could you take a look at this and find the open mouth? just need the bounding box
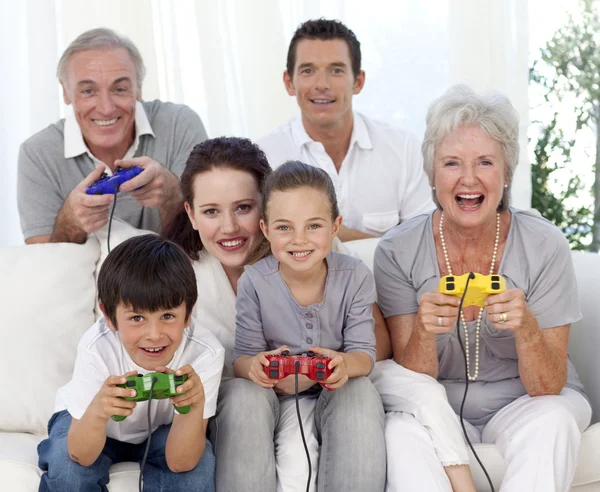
[455,193,484,210]
[140,346,166,357]
[93,117,120,127]
[288,250,313,260]
[217,237,247,251]
[310,98,335,105]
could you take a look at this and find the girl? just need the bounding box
[232,161,386,492]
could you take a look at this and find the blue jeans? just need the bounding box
[209,377,386,492]
[38,410,215,492]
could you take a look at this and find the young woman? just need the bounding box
[164,138,390,492]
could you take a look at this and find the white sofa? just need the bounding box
[0,231,599,492]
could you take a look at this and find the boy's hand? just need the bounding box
[249,345,290,388]
[155,365,206,413]
[309,347,348,390]
[88,370,139,421]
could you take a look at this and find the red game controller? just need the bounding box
[264,350,332,383]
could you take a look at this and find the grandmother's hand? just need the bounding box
[417,292,461,334]
[485,288,537,334]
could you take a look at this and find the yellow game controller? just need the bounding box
[439,273,506,307]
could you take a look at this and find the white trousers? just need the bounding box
[275,397,319,492]
[370,360,592,492]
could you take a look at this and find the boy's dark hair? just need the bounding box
[162,137,272,260]
[98,234,198,328]
[286,18,361,78]
[247,161,340,264]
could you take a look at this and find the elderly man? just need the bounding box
[17,28,207,244]
[258,19,433,242]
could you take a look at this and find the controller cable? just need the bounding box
[139,376,158,492]
[294,361,312,492]
[456,273,495,492]
[106,188,119,254]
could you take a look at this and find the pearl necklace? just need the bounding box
[438,212,500,381]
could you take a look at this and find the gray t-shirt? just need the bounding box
[374,208,586,425]
[233,251,377,366]
[17,100,207,239]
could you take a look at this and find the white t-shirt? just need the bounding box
[257,112,435,236]
[55,317,225,444]
[192,250,237,382]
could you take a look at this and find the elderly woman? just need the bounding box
[371,85,591,492]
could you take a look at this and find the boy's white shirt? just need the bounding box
[55,317,225,445]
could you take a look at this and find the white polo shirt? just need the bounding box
[55,316,225,445]
[64,100,155,174]
[257,112,435,236]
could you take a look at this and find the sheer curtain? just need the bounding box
[0,0,530,247]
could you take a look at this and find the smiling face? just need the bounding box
[283,38,365,134]
[62,48,139,163]
[184,168,262,272]
[102,302,188,370]
[433,125,507,230]
[260,186,341,278]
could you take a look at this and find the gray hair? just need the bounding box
[57,28,146,89]
[422,84,520,210]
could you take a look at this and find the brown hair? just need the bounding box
[162,137,272,260]
[98,234,197,328]
[287,18,362,79]
[247,160,340,264]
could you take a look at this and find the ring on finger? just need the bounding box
[499,312,507,323]
[437,316,444,327]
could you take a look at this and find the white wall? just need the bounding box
[0,0,59,247]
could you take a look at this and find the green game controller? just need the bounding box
[112,372,190,422]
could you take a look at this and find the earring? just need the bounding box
[504,184,508,189]
[432,186,436,191]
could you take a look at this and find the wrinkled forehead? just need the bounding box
[65,47,139,88]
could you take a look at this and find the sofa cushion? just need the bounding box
[570,252,600,424]
[0,240,99,435]
[92,219,156,319]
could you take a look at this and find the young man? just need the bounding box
[258,19,434,241]
[18,28,208,245]
[37,235,224,492]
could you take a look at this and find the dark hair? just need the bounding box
[247,161,339,264]
[162,137,272,260]
[98,234,197,328]
[286,18,361,78]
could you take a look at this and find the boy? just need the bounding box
[38,234,224,492]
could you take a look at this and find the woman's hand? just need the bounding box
[417,292,461,334]
[485,288,538,334]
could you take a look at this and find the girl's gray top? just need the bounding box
[374,208,587,425]
[233,251,377,366]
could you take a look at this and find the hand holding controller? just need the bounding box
[86,166,143,195]
[264,350,332,383]
[112,372,190,422]
[439,273,506,307]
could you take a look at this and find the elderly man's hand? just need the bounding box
[417,292,460,335]
[61,166,115,234]
[485,288,537,334]
[116,156,182,208]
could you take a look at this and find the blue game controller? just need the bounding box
[86,166,143,195]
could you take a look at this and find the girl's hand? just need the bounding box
[417,292,460,334]
[485,288,537,334]
[309,347,348,390]
[249,345,290,388]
